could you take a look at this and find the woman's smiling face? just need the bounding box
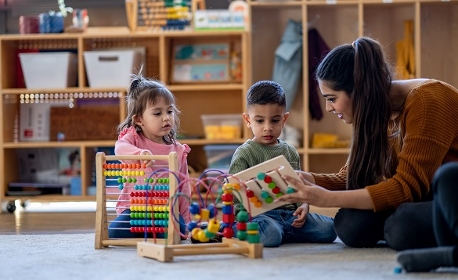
[319,80,353,124]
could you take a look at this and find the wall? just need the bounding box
[3,0,126,34]
[1,0,231,34]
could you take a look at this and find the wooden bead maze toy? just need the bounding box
[227,155,299,217]
[137,170,263,262]
[95,152,181,248]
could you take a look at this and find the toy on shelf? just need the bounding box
[125,0,192,32]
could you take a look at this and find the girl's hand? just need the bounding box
[291,203,309,228]
[140,151,155,167]
[275,175,330,207]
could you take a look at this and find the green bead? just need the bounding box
[236,210,249,223]
[247,234,260,244]
[236,230,247,240]
[246,222,258,230]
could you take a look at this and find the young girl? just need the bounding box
[108,74,191,238]
[275,36,458,258]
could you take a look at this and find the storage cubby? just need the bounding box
[0,28,248,212]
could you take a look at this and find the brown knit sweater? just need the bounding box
[312,80,458,212]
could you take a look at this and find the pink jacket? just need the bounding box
[114,127,191,224]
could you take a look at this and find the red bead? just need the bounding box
[246,189,254,198]
[272,187,281,194]
[236,222,246,231]
[221,193,233,202]
[264,175,272,183]
[222,214,235,224]
[223,227,234,238]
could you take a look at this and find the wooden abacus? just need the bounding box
[94,152,180,248]
[125,0,194,32]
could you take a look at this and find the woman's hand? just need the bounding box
[275,174,331,207]
[291,203,309,228]
[277,174,376,210]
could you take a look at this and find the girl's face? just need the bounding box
[134,97,175,144]
[243,103,289,145]
[318,80,353,124]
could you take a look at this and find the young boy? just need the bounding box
[228,80,336,247]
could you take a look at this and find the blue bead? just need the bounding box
[393,267,402,274]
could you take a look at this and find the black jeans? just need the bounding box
[431,162,458,246]
[335,162,458,250]
[335,201,437,251]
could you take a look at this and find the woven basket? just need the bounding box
[50,107,119,141]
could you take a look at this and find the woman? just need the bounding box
[275,37,458,270]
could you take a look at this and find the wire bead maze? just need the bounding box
[136,164,265,262]
[137,154,300,262]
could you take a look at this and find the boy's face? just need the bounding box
[243,103,289,146]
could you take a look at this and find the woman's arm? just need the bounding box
[276,174,375,210]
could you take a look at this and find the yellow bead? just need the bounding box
[200,209,210,221]
[206,219,220,234]
[197,229,210,242]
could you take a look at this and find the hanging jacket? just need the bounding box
[272,19,303,112]
[308,28,330,121]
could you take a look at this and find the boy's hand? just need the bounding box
[291,203,309,228]
[140,151,155,167]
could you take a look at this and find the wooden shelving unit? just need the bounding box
[247,0,458,173]
[0,28,250,212]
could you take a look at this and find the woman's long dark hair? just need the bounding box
[315,37,394,189]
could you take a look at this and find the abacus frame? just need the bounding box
[94,152,180,248]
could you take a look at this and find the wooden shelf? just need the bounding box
[0,29,249,211]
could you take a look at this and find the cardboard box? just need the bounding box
[19,103,53,142]
[19,102,68,142]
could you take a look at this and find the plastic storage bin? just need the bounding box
[83,49,143,88]
[204,144,239,169]
[19,52,78,89]
[201,114,242,140]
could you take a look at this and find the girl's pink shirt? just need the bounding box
[114,127,191,224]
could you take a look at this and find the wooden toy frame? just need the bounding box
[125,0,204,32]
[138,237,262,262]
[227,155,300,217]
[94,152,180,248]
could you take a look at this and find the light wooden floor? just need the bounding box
[0,202,337,235]
[0,202,96,235]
